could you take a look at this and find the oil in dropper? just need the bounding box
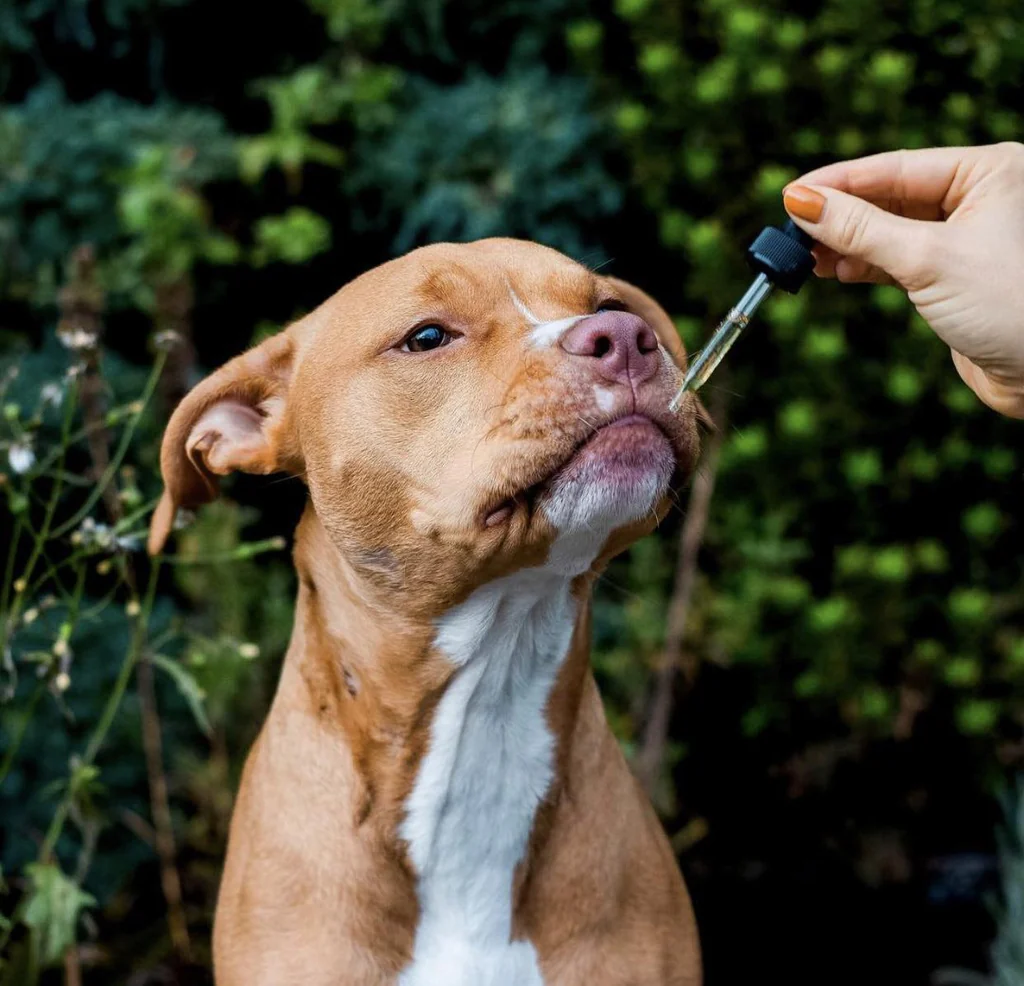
[669,218,817,410]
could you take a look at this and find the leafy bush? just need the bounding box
[1,0,1022,981]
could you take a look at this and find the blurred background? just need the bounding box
[1,0,1023,983]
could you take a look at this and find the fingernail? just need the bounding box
[783,184,826,223]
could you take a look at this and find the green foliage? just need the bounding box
[346,67,622,255]
[1,0,1022,977]
[0,87,234,303]
[21,864,95,969]
[252,208,333,266]
[574,0,1024,760]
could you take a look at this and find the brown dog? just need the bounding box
[149,238,703,985]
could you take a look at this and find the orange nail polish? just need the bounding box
[783,185,826,223]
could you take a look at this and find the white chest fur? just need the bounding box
[398,568,576,986]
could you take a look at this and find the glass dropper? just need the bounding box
[669,218,816,409]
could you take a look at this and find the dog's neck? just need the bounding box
[286,506,594,982]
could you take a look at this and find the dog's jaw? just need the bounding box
[398,418,672,984]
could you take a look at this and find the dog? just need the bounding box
[149,238,703,985]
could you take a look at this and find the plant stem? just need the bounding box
[52,351,167,540]
[1,382,79,656]
[635,382,730,799]
[0,681,45,788]
[38,559,161,863]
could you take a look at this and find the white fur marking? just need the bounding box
[529,315,588,349]
[506,283,590,349]
[399,570,575,986]
[508,286,542,326]
[593,385,616,413]
[399,424,669,985]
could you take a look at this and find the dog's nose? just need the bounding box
[559,310,660,386]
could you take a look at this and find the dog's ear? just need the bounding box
[603,275,714,429]
[148,331,300,555]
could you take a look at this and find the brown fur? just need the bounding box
[151,238,703,985]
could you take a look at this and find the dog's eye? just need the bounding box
[403,325,452,353]
[596,299,627,313]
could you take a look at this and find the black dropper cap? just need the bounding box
[746,219,816,294]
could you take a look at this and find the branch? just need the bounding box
[60,249,193,963]
[635,382,730,798]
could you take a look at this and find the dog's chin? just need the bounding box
[540,415,675,538]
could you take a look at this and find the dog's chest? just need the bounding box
[398,570,576,986]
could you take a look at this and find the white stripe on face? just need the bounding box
[507,284,590,349]
[529,315,588,348]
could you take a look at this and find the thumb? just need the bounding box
[783,183,934,288]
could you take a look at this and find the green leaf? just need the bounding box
[843,449,884,486]
[944,656,981,688]
[800,326,846,362]
[728,425,768,460]
[639,42,679,77]
[794,669,823,697]
[566,20,603,54]
[22,863,95,968]
[859,686,891,721]
[913,640,944,665]
[915,540,949,573]
[949,588,989,624]
[871,546,911,583]
[683,148,717,182]
[955,699,998,736]
[836,544,871,576]
[613,0,652,20]
[779,399,817,438]
[963,502,1002,540]
[887,365,923,404]
[152,653,211,736]
[808,596,852,632]
[252,208,332,267]
[867,50,915,89]
[871,285,909,314]
[694,57,738,103]
[614,102,650,135]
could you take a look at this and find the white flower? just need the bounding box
[74,517,115,549]
[40,382,64,408]
[238,642,260,660]
[8,441,35,475]
[154,329,183,352]
[57,324,98,351]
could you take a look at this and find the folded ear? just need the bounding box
[148,331,301,555]
[603,275,714,430]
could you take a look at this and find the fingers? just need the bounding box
[951,351,1024,419]
[833,257,896,285]
[784,184,938,289]
[794,145,995,215]
[811,246,895,285]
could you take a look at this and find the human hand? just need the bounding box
[783,143,1024,418]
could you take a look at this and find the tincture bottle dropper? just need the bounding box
[669,218,816,411]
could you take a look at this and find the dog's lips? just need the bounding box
[552,414,674,488]
[481,412,676,527]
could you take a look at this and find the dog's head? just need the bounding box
[149,238,703,614]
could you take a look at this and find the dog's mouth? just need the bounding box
[481,412,676,528]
